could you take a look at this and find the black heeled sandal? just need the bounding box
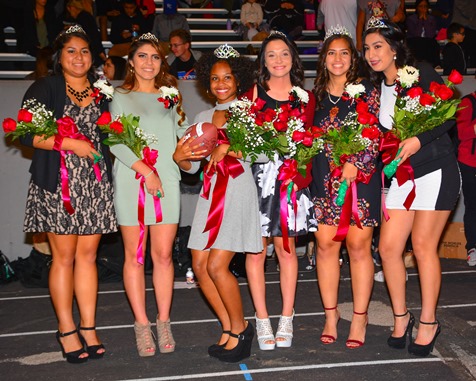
[408,320,441,357]
[215,322,254,363]
[78,326,106,359]
[56,329,89,364]
[208,330,231,357]
[387,310,415,349]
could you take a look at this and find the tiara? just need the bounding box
[269,30,287,38]
[138,32,159,43]
[366,16,390,30]
[324,25,352,41]
[65,24,86,34]
[214,44,240,59]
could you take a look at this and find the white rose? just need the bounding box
[397,66,419,88]
[345,83,366,98]
[291,86,309,103]
[159,86,178,98]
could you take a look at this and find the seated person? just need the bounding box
[234,0,269,41]
[96,0,122,41]
[442,22,467,75]
[103,55,127,80]
[264,0,305,40]
[166,29,202,79]
[108,0,148,57]
[152,0,190,52]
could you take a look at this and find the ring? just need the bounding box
[191,151,195,156]
[157,191,162,198]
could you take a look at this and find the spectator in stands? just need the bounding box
[356,0,405,50]
[96,0,122,41]
[405,0,440,67]
[264,0,305,41]
[24,46,54,80]
[103,55,127,80]
[432,0,454,31]
[456,90,476,267]
[234,0,268,41]
[152,0,190,53]
[136,0,156,31]
[452,0,476,69]
[442,23,467,75]
[167,29,202,79]
[108,0,148,57]
[65,0,107,66]
[316,0,358,44]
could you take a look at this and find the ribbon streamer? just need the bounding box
[135,147,162,264]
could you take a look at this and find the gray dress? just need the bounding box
[187,106,267,253]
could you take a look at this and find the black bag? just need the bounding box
[172,226,192,277]
[11,248,51,288]
[0,251,17,285]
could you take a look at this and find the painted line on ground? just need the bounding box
[117,358,443,381]
[239,363,253,380]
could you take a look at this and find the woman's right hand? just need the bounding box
[64,138,98,161]
[145,172,164,198]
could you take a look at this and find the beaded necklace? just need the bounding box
[66,82,91,103]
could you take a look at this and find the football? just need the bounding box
[183,122,218,159]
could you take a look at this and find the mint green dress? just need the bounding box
[110,89,188,225]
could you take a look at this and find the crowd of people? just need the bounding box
[3,0,476,369]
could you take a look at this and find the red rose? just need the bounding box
[56,116,78,137]
[273,119,288,132]
[407,86,424,98]
[110,120,124,134]
[311,126,323,137]
[17,108,33,123]
[429,82,441,94]
[302,132,313,147]
[419,93,436,106]
[292,130,304,142]
[2,117,17,133]
[263,108,276,122]
[448,70,463,85]
[434,84,453,100]
[361,126,380,140]
[368,114,378,126]
[357,112,371,125]
[251,98,266,113]
[97,111,112,126]
[255,113,265,126]
[356,101,369,114]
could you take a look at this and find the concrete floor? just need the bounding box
[1,255,475,381]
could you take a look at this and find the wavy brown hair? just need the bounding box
[313,35,360,109]
[119,38,186,125]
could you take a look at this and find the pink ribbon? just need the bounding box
[201,131,244,249]
[277,159,299,254]
[380,132,416,219]
[134,147,162,264]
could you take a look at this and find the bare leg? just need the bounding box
[273,236,298,317]
[245,237,268,318]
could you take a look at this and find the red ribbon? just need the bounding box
[134,147,162,264]
[331,166,371,241]
[200,130,244,249]
[380,132,416,218]
[277,159,299,254]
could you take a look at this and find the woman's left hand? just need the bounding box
[206,144,229,172]
[396,137,421,164]
[173,135,207,163]
[340,162,358,186]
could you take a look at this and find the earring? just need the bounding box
[129,66,135,74]
[393,55,397,60]
[206,89,215,99]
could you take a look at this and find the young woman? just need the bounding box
[20,25,117,363]
[242,31,316,351]
[311,28,380,349]
[103,55,127,81]
[176,45,262,363]
[109,32,190,357]
[363,18,460,357]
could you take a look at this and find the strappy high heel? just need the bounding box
[134,321,156,357]
[387,311,415,349]
[78,326,105,359]
[346,311,368,349]
[215,322,254,363]
[276,310,294,348]
[408,320,441,357]
[255,314,276,350]
[208,330,231,357]
[320,306,340,345]
[56,329,89,364]
[156,318,176,353]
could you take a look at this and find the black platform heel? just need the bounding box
[387,311,415,349]
[78,326,106,359]
[56,329,89,364]
[408,320,441,357]
[215,322,254,363]
[208,330,231,357]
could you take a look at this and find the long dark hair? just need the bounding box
[120,37,186,125]
[313,34,360,108]
[52,27,95,76]
[108,56,127,80]
[257,32,304,90]
[363,19,414,87]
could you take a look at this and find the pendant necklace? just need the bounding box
[66,82,91,103]
[328,91,341,105]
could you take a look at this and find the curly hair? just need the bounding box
[120,38,186,125]
[195,50,257,97]
[52,28,96,77]
[313,34,360,109]
[363,19,415,87]
[257,32,304,90]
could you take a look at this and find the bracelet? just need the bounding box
[53,135,64,151]
[144,170,154,178]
